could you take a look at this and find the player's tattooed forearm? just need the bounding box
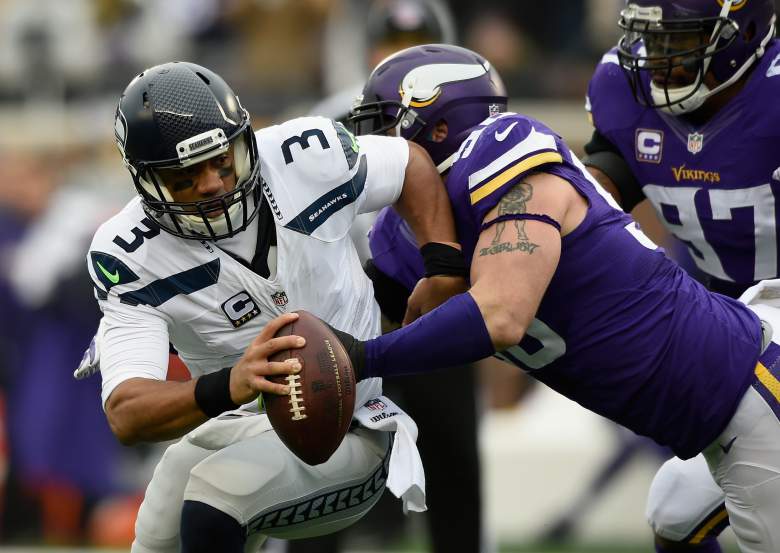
[480,181,539,257]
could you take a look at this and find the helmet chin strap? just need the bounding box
[654,2,775,115]
[395,77,417,137]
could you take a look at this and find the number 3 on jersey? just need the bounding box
[280,123,360,169]
[281,129,330,164]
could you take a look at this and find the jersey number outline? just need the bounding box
[113,216,160,253]
[493,218,654,372]
[495,318,566,370]
[281,129,330,164]
[643,183,776,282]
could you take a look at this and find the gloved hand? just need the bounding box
[74,321,103,380]
[325,323,367,381]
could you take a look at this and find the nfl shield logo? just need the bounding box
[488,103,502,117]
[271,291,288,307]
[687,132,704,154]
[364,398,387,411]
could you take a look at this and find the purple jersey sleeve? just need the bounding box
[587,48,644,136]
[452,115,565,226]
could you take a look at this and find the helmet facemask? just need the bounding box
[130,121,262,241]
[349,94,428,139]
[617,1,772,115]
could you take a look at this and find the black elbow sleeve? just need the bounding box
[583,130,645,212]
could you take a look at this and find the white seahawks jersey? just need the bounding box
[88,117,409,407]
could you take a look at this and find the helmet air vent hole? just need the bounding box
[196,72,210,85]
[142,92,150,109]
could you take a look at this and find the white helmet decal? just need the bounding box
[400,62,489,107]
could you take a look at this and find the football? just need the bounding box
[265,310,356,465]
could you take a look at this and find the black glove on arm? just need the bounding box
[326,325,367,381]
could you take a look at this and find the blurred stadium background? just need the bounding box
[0,0,760,552]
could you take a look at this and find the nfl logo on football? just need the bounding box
[364,398,387,411]
[271,291,288,307]
[687,132,704,155]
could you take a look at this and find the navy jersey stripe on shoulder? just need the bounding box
[119,258,221,307]
[90,251,140,292]
[284,155,367,235]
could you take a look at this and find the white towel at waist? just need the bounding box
[354,395,427,513]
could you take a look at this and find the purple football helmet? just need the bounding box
[617,0,775,114]
[348,44,507,168]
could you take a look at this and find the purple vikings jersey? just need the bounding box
[587,41,780,287]
[449,112,764,459]
[368,208,423,292]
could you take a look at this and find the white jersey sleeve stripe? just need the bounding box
[470,151,563,205]
[468,126,558,190]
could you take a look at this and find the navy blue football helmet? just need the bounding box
[114,62,262,240]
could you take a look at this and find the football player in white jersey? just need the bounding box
[84,61,466,553]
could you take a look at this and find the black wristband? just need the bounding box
[326,325,367,381]
[194,367,240,418]
[420,242,468,278]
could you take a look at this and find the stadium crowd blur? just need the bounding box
[0,0,661,548]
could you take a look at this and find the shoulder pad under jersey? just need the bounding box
[87,198,219,308]
[586,47,644,134]
[451,113,566,213]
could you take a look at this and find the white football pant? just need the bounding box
[131,413,389,553]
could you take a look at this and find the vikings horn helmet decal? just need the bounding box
[349,44,507,168]
[400,62,490,108]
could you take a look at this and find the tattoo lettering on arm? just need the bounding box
[480,181,540,257]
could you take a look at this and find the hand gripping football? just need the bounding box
[265,311,356,465]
